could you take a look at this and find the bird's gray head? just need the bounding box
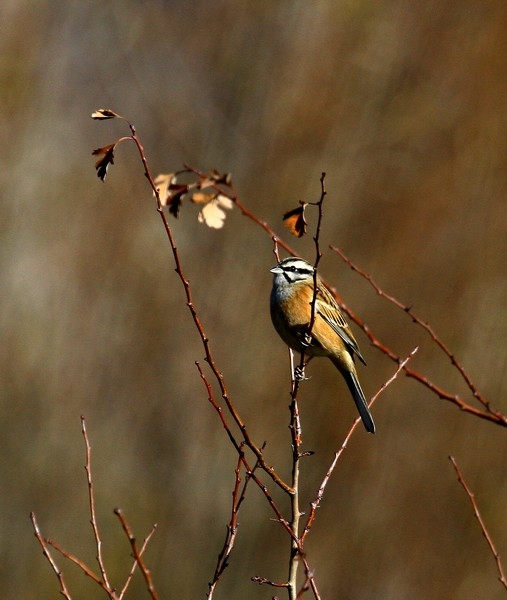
[270,257,315,285]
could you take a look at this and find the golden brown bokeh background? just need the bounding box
[2,1,507,598]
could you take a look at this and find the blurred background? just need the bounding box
[1,1,507,598]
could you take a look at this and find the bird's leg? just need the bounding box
[302,331,313,349]
[293,331,313,380]
[294,364,305,381]
[294,355,313,381]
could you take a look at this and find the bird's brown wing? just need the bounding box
[315,285,367,365]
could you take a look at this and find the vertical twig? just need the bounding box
[288,351,302,600]
[208,447,259,599]
[81,416,113,592]
[288,174,327,600]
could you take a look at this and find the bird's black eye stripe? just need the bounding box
[284,265,313,275]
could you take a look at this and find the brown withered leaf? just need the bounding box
[91,108,119,120]
[167,184,188,217]
[283,202,307,238]
[195,170,233,190]
[154,173,176,206]
[197,195,234,229]
[92,144,116,181]
[154,173,189,217]
[191,192,217,204]
[209,169,233,186]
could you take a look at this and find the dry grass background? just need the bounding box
[1,1,507,598]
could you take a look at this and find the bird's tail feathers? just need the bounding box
[331,359,375,433]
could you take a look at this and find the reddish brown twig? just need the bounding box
[196,363,319,600]
[115,508,160,600]
[118,519,158,599]
[255,554,320,600]
[43,536,114,594]
[32,418,158,600]
[90,119,502,600]
[118,138,294,496]
[208,448,258,598]
[299,555,321,600]
[197,360,322,597]
[449,456,507,591]
[195,363,298,543]
[81,416,113,592]
[251,575,290,588]
[182,161,499,431]
[286,173,327,600]
[329,245,507,428]
[208,454,244,596]
[30,512,74,600]
[301,348,418,544]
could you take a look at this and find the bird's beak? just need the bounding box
[270,266,283,274]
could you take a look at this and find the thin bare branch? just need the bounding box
[30,513,74,600]
[301,348,418,544]
[196,363,298,544]
[300,555,322,600]
[251,575,290,588]
[118,521,158,600]
[208,448,260,598]
[81,416,113,592]
[44,537,112,594]
[118,143,295,495]
[182,159,496,431]
[329,244,507,428]
[114,508,160,600]
[207,456,243,598]
[449,456,507,591]
[288,173,327,600]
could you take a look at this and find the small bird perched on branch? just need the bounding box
[270,256,375,433]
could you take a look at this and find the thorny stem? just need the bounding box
[288,174,327,599]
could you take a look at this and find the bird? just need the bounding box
[270,256,375,433]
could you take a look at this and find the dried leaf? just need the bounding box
[91,108,119,120]
[167,185,188,217]
[153,173,189,217]
[92,144,116,181]
[197,195,233,229]
[283,202,307,238]
[196,170,233,190]
[209,169,233,186]
[216,195,234,211]
[196,177,214,190]
[154,173,176,206]
[191,192,216,204]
